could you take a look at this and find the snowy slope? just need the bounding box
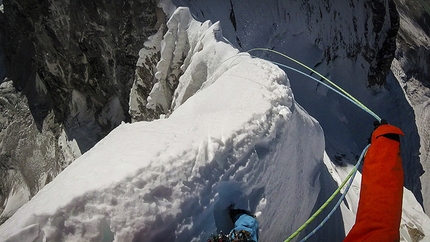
[0,5,429,242]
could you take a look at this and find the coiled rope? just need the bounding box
[245,48,380,241]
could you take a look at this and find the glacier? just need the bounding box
[0,5,429,242]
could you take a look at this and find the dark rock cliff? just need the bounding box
[395,0,430,88]
[1,0,159,151]
[0,0,163,222]
[367,0,399,86]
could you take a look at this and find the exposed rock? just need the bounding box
[1,0,160,151]
[311,0,399,87]
[129,7,167,122]
[393,0,430,213]
[0,80,70,221]
[367,0,399,87]
[0,0,162,222]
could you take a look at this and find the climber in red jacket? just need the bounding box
[344,120,404,241]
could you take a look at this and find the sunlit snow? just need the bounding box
[0,4,429,242]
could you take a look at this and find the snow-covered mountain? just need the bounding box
[0,0,429,241]
[392,0,430,218]
[0,4,429,241]
[171,0,426,211]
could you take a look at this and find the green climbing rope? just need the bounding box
[247,48,381,122]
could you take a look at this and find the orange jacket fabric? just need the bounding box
[344,124,404,242]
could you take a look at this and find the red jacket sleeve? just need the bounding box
[344,124,404,242]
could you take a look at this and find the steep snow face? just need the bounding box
[173,0,398,86]
[173,0,425,211]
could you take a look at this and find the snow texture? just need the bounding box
[0,5,429,242]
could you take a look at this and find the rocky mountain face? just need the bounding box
[0,0,164,222]
[0,0,429,224]
[392,0,430,214]
[174,0,399,87]
[0,80,60,223]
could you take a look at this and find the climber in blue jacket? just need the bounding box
[207,204,258,242]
